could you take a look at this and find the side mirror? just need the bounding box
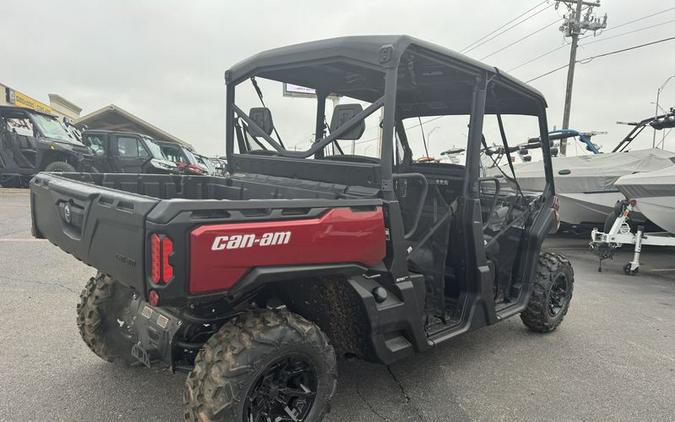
[248,107,274,137]
[330,104,365,140]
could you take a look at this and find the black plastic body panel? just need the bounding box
[31,173,159,291]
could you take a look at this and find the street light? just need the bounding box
[653,75,675,148]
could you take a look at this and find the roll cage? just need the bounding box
[224,35,554,200]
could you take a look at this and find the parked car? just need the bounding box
[80,130,177,174]
[212,156,228,175]
[195,153,227,176]
[30,35,572,422]
[0,105,94,187]
[156,140,207,175]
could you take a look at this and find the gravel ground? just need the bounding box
[1,188,673,421]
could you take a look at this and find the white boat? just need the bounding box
[615,165,675,234]
[513,148,675,225]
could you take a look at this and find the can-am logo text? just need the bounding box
[211,232,291,251]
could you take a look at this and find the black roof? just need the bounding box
[84,128,155,138]
[226,35,546,114]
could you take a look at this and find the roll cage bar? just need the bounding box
[224,35,554,197]
[232,97,384,159]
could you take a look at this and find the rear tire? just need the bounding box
[521,252,574,333]
[44,161,76,172]
[183,309,337,422]
[76,273,137,364]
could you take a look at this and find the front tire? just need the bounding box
[76,273,137,364]
[44,161,76,172]
[183,309,337,422]
[521,252,574,333]
[0,175,20,188]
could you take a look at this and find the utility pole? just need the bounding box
[555,0,607,155]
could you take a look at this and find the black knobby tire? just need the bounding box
[76,274,137,364]
[520,252,574,333]
[183,309,337,422]
[0,175,20,188]
[44,161,76,172]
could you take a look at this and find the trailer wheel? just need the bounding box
[623,263,639,276]
[183,309,337,422]
[44,161,76,173]
[521,252,574,333]
[76,273,137,364]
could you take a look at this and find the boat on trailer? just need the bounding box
[504,110,675,228]
[515,147,675,226]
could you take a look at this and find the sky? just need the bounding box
[2,0,674,157]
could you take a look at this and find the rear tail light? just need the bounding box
[151,234,161,283]
[162,237,173,282]
[150,234,174,285]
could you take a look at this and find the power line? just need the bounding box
[525,63,570,83]
[602,6,675,34]
[462,2,553,54]
[525,35,675,83]
[578,35,675,63]
[480,18,563,60]
[507,42,569,72]
[507,7,675,74]
[461,0,549,53]
[581,18,675,47]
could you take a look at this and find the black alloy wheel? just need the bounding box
[521,252,575,333]
[547,273,569,317]
[244,355,318,422]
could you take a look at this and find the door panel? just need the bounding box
[113,135,149,173]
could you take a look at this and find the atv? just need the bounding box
[30,35,573,421]
[0,105,94,187]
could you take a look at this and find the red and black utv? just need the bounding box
[30,35,573,422]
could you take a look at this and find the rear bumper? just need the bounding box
[127,297,183,369]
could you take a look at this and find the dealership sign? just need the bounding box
[4,87,53,114]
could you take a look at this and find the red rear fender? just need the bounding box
[189,207,386,294]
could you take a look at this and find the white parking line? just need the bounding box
[0,238,46,242]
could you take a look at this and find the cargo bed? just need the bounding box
[30,172,382,300]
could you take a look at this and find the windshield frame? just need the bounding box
[29,112,82,144]
[142,137,166,160]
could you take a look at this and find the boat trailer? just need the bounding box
[590,200,675,275]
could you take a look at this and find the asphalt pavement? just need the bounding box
[1,188,673,421]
